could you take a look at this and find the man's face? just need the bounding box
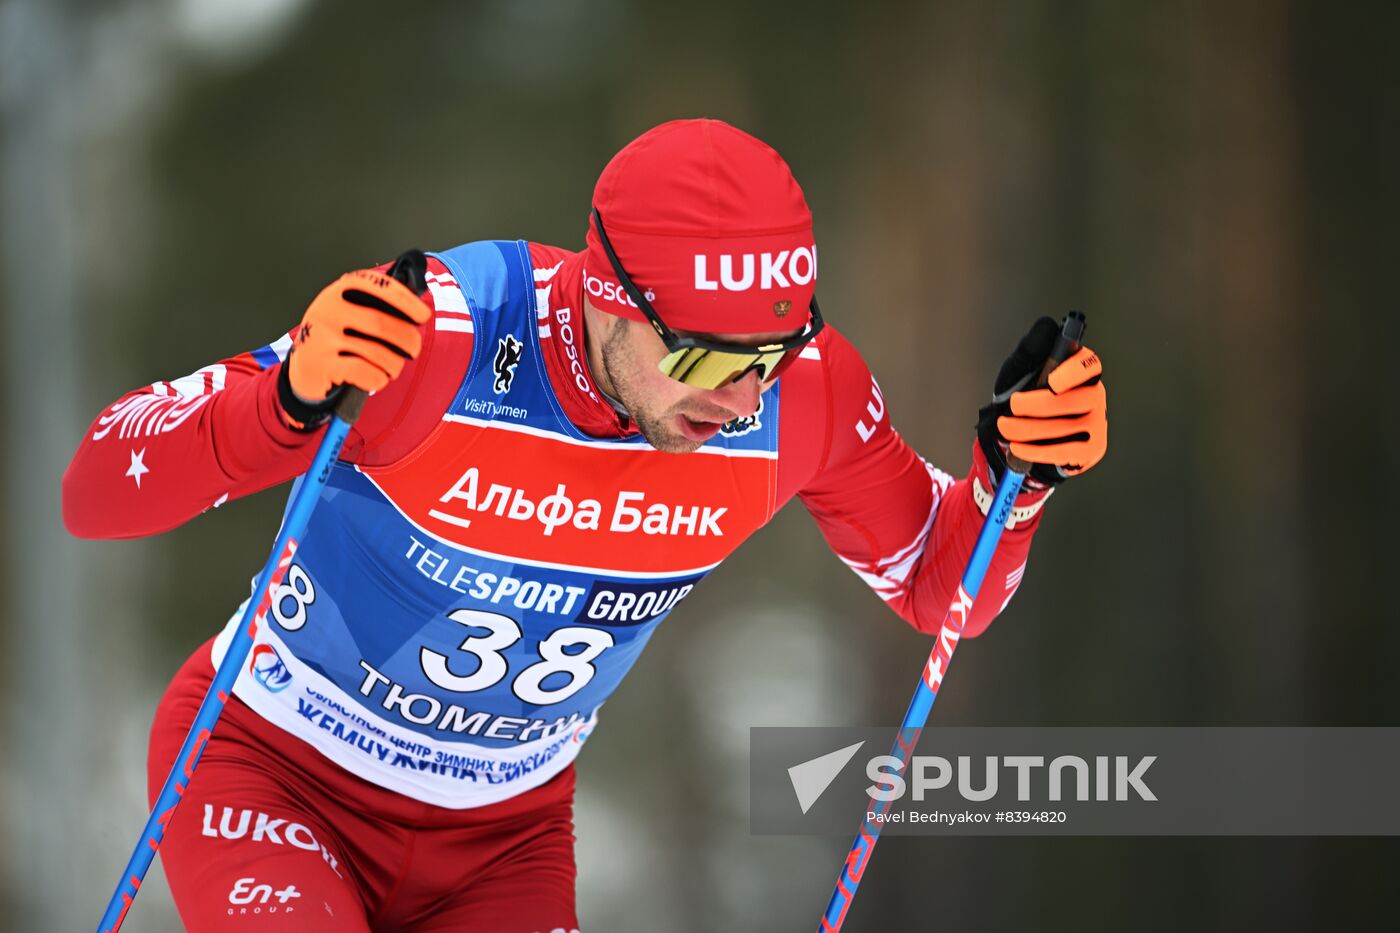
[583,299,798,454]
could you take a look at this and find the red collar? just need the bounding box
[537,249,639,440]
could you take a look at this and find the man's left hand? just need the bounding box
[976,316,1108,487]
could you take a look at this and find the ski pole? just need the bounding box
[818,312,1086,933]
[95,250,428,933]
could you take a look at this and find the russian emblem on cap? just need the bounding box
[772,300,792,318]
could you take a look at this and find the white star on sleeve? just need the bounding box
[126,447,150,488]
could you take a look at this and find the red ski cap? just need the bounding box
[583,119,817,335]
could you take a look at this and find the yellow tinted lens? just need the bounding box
[658,347,787,388]
[750,348,789,382]
[658,347,745,388]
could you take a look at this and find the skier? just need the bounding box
[64,119,1107,932]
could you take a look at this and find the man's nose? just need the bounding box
[709,370,762,420]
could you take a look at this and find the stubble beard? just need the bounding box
[599,322,702,455]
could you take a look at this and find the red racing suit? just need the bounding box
[64,242,1050,931]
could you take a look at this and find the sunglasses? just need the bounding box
[591,208,824,389]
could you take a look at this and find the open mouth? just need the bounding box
[676,414,724,443]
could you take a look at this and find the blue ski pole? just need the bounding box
[819,312,1086,933]
[95,250,428,933]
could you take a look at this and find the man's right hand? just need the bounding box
[279,268,432,429]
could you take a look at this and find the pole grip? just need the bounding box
[1005,310,1086,474]
[330,248,428,426]
[334,387,368,423]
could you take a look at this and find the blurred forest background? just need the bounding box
[3,0,1397,930]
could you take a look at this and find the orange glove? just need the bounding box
[998,345,1107,477]
[278,267,431,429]
[977,317,1108,485]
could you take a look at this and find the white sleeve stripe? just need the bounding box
[154,364,229,400]
[535,282,553,319]
[268,334,293,362]
[427,279,470,316]
[127,396,170,437]
[837,460,954,599]
[533,260,564,283]
[91,393,212,442]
